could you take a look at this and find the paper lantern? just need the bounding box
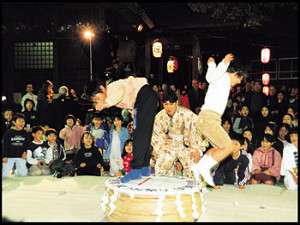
[152,40,162,58]
[262,73,270,85]
[261,48,271,64]
[167,57,179,73]
[262,86,269,96]
[167,59,175,73]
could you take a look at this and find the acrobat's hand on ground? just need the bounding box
[213,185,221,190]
[207,57,215,64]
[223,53,234,64]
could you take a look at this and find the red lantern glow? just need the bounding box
[262,73,270,85]
[262,86,269,96]
[261,48,271,64]
[167,56,179,73]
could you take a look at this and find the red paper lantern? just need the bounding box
[262,73,270,85]
[262,86,269,96]
[167,56,179,73]
[261,48,271,64]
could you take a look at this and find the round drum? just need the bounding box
[100,176,206,222]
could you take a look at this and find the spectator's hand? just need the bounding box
[2,157,8,164]
[289,170,298,184]
[21,152,27,160]
[253,169,261,174]
[223,53,234,64]
[190,149,201,163]
[116,171,122,177]
[207,57,215,64]
[96,163,101,169]
[80,163,86,168]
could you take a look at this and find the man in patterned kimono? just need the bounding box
[151,89,208,178]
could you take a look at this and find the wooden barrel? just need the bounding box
[101,176,206,222]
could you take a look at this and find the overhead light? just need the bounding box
[2,96,7,101]
[137,24,143,32]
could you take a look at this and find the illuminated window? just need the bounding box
[14,42,54,70]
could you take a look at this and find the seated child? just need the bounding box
[251,134,282,185]
[280,128,298,191]
[213,136,250,189]
[116,139,133,176]
[26,126,51,176]
[74,132,107,176]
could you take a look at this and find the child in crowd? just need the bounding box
[45,128,69,178]
[253,106,272,138]
[74,132,107,176]
[2,108,14,133]
[84,113,110,158]
[59,114,84,162]
[23,98,39,132]
[116,139,133,176]
[213,136,250,189]
[2,113,30,177]
[232,105,254,136]
[26,126,51,176]
[280,128,298,191]
[242,129,259,155]
[106,115,129,176]
[251,134,282,185]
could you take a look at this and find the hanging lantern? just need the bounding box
[261,47,271,64]
[262,86,269,96]
[152,40,162,58]
[262,73,270,85]
[167,58,175,73]
[167,56,179,73]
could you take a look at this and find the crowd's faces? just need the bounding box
[290,133,298,147]
[245,82,252,92]
[83,133,93,148]
[287,107,296,117]
[113,117,122,129]
[152,85,159,93]
[26,84,34,94]
[282,114,293,126]
[92,118,102,129]
[290,87,298,97]
[222,120,231,133]
[261,106,269,117]
[14,118,25,130]
[278,126,289,140]
[163,101,178,117]
[240,106,249,117]
[269,85,277,96]
[70,89,77,97]
[127,122,134,134]
[243,130,253,142]
[125,142,133,154]
[241,140,248,152]
[264,126,274,136]
[33,130,44,142]
[277,92,284,102]
[170,85,177,92]
[232,139,241,154]
[25,101,34,111]
[47,133,57,144]
[261,138,272,151]
[253,82,262,92]
[66,118,75,128]
[4,110,13,121]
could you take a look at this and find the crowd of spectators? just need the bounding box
[1,77,298,191]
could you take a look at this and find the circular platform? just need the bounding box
[101,175,206,222]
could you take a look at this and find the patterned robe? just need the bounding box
[151,106,208,178]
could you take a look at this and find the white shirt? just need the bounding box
[280,142,298,176]
[21,93,38,111]
[201,60,230,115]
